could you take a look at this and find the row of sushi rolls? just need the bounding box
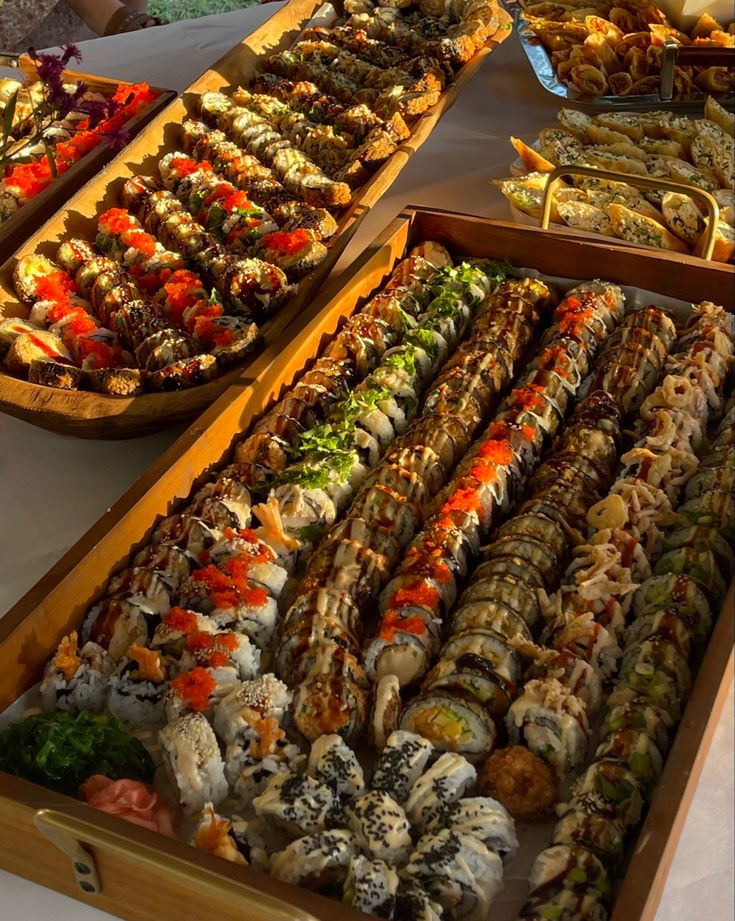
[1,229,732,921]
[0,0,500,395]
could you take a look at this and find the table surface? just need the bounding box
[0,6,732,919]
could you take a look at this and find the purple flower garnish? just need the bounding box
[61,44,82,65]
[101,123,130,149]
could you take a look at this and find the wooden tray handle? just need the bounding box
[539,164,721,261]
[33,808,319,921]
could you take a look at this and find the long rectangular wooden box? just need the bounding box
[0,57,174,265]
[0,209,732,921]
[0,0,511,438]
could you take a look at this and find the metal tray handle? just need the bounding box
[661,40,735,101]
[539,164,721,261]
[34,808,321,921]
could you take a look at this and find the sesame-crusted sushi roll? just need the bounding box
[402,829,504,921]
[506,677,590,775]
[212,674,291,745]
[552,807,626,870]
[345,790,412,864]
[404,751,477,828]
[159,711,228,813]
[371,730,435,803]
[343,855,399,919]
[425,796,518,859]
[39,631,114,714]
[270,829,358,889]
[253,771,334,836]
[395,880,444,921]
[307,734,365,801]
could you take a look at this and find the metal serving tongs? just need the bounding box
[539,164,721,262]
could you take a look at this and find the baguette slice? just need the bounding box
[607,203,689,253]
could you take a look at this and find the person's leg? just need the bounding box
[67,0,161,35]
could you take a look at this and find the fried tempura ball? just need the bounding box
[478,745,559,820]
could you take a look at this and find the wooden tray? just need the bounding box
[0,0,512,439]
[0,208,732,921]
[0,56,174,265]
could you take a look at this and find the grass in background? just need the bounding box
[148,0,261,22]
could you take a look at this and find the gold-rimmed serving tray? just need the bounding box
[0,206,732,921]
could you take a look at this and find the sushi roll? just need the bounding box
[552,807,626,869]
[107,645,173,726]
[518,887,609,921]
[150,607,218,656]
[253,771,335,836]
[422,653,516,722]
[39,632,113,714]
[270,830,358,889]
[400,690,497,761]
[192,805,268,869]
[179,630,261,680]
[506,678,590,775]
[307,734,365,801]
[395,881,444,921]
[654,546,727,607]
[401,829,503,921]
[404,751,477,827]
[424,796,518,859]
[165,665,240,722]
[344,790,412,864]
[569,760,645,830]
[528,844,611,904]
[159,712,228,813]
[343,856,399,919]
[212,674,291,745]
[370,674,402,751]
[292,671,369,743]
[594,730,664,796]
[371,729,435,803]
[81,596,155,661]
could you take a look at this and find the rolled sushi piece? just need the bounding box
[400,689,497,762]
[292,671,369,744]
[192,804,269,870]
[395,880,444,921]
[518,886,609,921]
[424,796,518,859]
[369,674,402,751]
[404,751,477,828]
[594,730,664,796]
[552,807,626,870]
[401,829,503,921]
[39,631,114,714]
[270,829,358,889]
[179,630,261,680]
[371,729,435,804]
[107,644,174,727]
[212,674,291,745]
[653,546,727,607]
[164,665,240,722]
[569,759,645,831]
[505,677,590,775]
[253,770,334,836]
[528,844,611,905]
[307,733,365,801]
[343,855,399,919]
[159,712,228,813]
[344,790,412,864]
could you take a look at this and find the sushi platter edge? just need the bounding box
[0,0,512,439]
[0,58,176,265]
[0,206,733,921]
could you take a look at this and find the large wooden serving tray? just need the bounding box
[0,0,512,439]
[0,56,174,265]
[0,208,732,921]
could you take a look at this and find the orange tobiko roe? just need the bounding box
[169,667,217,711]
[262,228,312,256]
[193,316,234,348]
[35,271,77,304]
[379,609,427,642]
[169,156,211,178]
[389,583,441,612]
[164,607,200,633]
[442,485,481,517]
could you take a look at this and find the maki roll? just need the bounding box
[404,751,477,827]
[39,631,113,714]
[369,674,402,750]
[344,790,412,864]
[506,678,590,775]
[270,830,358,889]
[552,807,626,869]
[343,856,399,919]
[159,712,228,813]
[518,887,608,921]
[371,730,435,804]
[395,881,443,921]
[307,734,365,801]
[528,844,611,905]
[594,730,664,796]
[253,771,334,836]
[569,760,645,831]
[401,829,503,921]
[107,645,173,727]
[400,690,497,761]
[212,674,291,745]
[424,796,519,858]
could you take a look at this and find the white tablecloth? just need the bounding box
[0,7,732,919]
